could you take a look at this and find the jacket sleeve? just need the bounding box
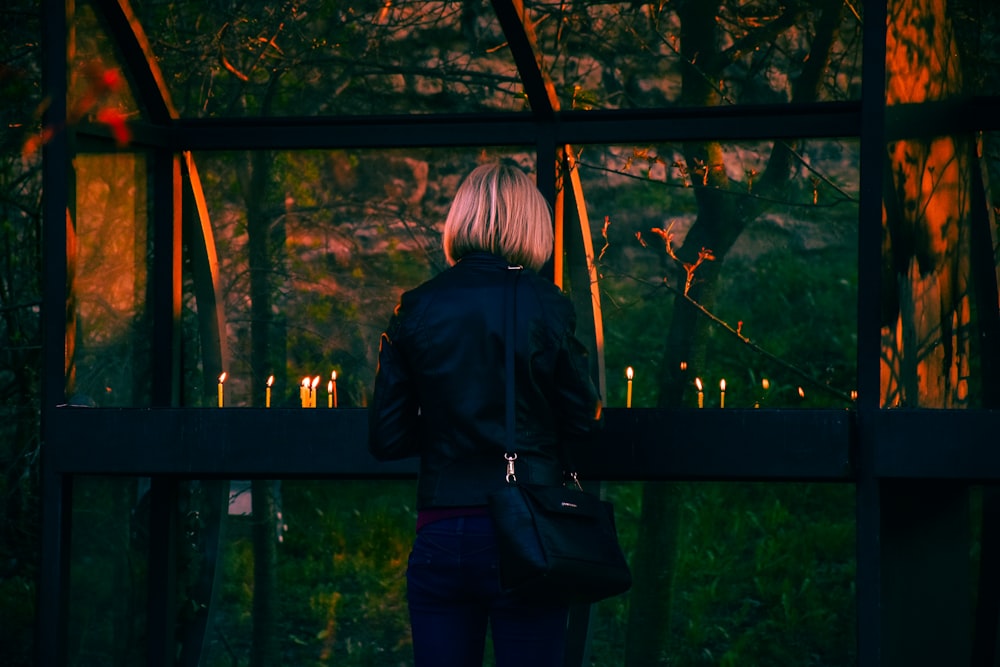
[368,313,423,461]
[551,307,604,441]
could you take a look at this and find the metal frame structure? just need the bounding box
[36,0,1000,665]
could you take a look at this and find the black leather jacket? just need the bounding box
[368,252,603,509]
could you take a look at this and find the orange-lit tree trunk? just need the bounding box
[625,1,845,663]
[882,0,972,408]
[878,1,977,663]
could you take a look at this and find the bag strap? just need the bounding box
[501,266,583,490]
[503,265,520,482]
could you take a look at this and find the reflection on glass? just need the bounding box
[571,140,859,409]
[945,0,1000,97]
[152,479,853,665]
[182,148,535,407]
[67,476,148,665]
[71,153,152,407]
[73,2,140,125]
[524,0,862,111]
[130,0,526,118]
[615,481,856,665]
[881,0,981,408]
[182,480,418,665]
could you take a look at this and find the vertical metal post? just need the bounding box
[151,153,182,407]
[146,477,179,666]
[38,463,72,666]
[38,0,71,664]
[855,0,888,665]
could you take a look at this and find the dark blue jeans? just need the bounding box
[406,515,569,667]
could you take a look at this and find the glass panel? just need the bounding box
[953,0,1000,97]
[67,476,148,666]
[74,2,141,125]
[982,133,1000,260]
[182,148,535,407]
[71,153,153,407]
[616,481,856,665]
[164,479,855,665]
[524,0,863,111]
[131,0,526,118]
[0,3,43,663]
[573,139,859,409]
[192,479,416,665]
[882,0,981,408]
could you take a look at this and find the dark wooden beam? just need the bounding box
[162,102,861,151]
[44,407,855,481]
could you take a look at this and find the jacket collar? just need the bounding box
[455,251,509,269]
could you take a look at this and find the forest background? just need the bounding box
[2,0,999,665]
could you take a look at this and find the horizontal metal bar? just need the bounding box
[162,102,862,151]
[885,99,1000,142]
[45,407,855,481]
[597,408,855,481]
[872,409,1000,480]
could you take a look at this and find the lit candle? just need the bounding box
[331,371,338,408]
[695,377,704,409]
[300,377,309,408]
[266,375,274,408]
[328,380,334,408]
[798,386,806,400]
[720,379,726,408]
[755,377,770,408]
[217,372,227,408]
[311,376,320,408]
[625,367,633,408]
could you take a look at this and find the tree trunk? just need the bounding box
[245,148,282,666]
[250,480,278,667]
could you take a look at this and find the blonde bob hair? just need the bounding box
[443,162,554,272]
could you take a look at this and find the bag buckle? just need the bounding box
[505,453,518,483]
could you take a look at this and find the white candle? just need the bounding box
[217,372,227,408]
[311,376,320,408]
[625,367,634,408]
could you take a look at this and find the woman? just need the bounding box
[368,161,603,667]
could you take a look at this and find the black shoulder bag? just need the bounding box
[487,265,632,606]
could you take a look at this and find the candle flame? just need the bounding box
[331,370,337,381]
[328,380,334,393]
[626,366,633,380]
[762,378,770,390]
[267,375,274,387]
[851,389,858,401]
[798,386,805,398]
[311,376,321,389]
[218,372,227,384]
[720,379,726,391]
[695,377,703,391]
[301,377,310,388]
[679,360,687,371]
